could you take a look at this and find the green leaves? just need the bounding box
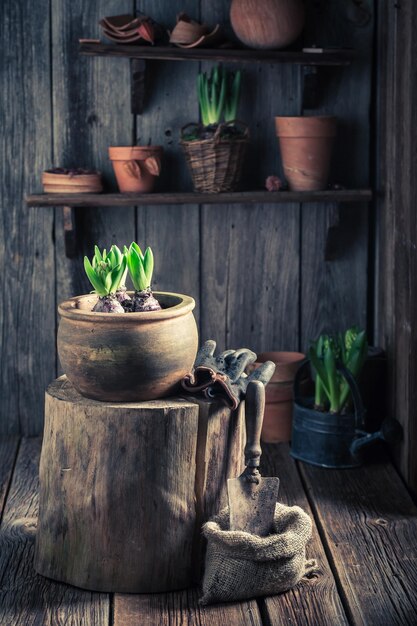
[84,242,156,296]
[84,244,127,296]
[310,327,368,414]
[125,243,154,292]
[198,66,242,127]
[224,70,241,123]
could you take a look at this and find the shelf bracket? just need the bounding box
[63,206,77,258]
[130,58,146,115]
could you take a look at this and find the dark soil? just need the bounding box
[182,123,246,142]
[46,167,99,177]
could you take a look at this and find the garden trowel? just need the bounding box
[227,380,280,536]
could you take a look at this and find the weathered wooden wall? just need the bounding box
[0,0,373,436]
[376,0,417,492]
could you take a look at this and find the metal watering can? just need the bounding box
[291,361,402,468]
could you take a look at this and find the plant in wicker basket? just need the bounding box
[180,65,249,193]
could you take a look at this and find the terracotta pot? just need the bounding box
[248,351,305,442]
[256,351,305,382]
[109,146,163,193]
[169,17,209,45]
[57,292,198,402]
[275,116,337,191]
[42,169,103,193]
[230,0,305,50]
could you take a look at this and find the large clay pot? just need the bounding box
[57,292,198,402]
[230,0,305,50]
[248,351,305,443]
[109,146,162,193]
[275,116,337,191]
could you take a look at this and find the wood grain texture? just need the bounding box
[299,457,417,625]
[114,588,262,626]
[26,189,373,206]
[259,444,348,626]
[79,42,355,65]
[300,0,373,349]
[52,0,135,305]
[0,0,56,435]
[0,438,19,519]
[0,438,109,625]
[200,0,301,353]
[376,0,417,491]
[134,1,201,324]
[35,378,244,592]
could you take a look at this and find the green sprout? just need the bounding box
[198,66,242,127]
[224,69,241,123]
[309,327,368,414]
[125,242,154,292]
[84,245,127,296]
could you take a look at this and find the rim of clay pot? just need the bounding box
[275,116,337,138]
[257,351,305,365]
[58,292,195,323]
[108,146,163,160]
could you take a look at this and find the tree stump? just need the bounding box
[34,376,245,592]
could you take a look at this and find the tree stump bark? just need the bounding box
[34,376,245,592]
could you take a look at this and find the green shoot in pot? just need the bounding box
[125,243,161,312]
[309,327,368,414]
[197,66,242,127]
[224,69,241,123]
[198,65,226,127]
[84,245,127,313]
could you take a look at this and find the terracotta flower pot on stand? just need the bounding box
[248,351,305,443]
[275,116,337,191]
[230,0,305,49]
[109,146,163,193]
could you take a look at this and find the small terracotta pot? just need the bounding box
[230,0,305,50]
[42,170,103,193]
[256,351,305,383]
[169,17,209,45]
[275,116,337,191]
[109,146,163,193]
[248,351,305,442]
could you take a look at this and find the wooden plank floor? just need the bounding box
[0,438,416,625]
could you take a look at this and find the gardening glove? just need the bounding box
[181,339,276,410]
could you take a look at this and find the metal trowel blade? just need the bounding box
[227,476,280,536]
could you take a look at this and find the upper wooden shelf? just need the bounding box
[26,189,372,207]
[79,42,355,66]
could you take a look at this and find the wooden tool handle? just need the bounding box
[244,380,265,468]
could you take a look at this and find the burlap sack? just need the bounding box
[200,502,317,605]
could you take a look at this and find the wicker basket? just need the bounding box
[180,122,249,193]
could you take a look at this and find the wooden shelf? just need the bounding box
[79,42,354,66]
[26,189,372,207]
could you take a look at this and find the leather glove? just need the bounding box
[181,340,276,410]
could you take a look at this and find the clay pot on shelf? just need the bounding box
[169,14,209,45]
[57,292,198,402]
[248,351,305,443]
[230,0,305,50]
[275,116,337,191]
[42,168,103,193]
[109,146,163,193]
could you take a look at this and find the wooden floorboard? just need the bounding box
[114,589,262,626]
[259,444,349,626]
[0,438,19,521]
[299,457,417,626]
[0,438,109,626]
[1,436,416,625]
